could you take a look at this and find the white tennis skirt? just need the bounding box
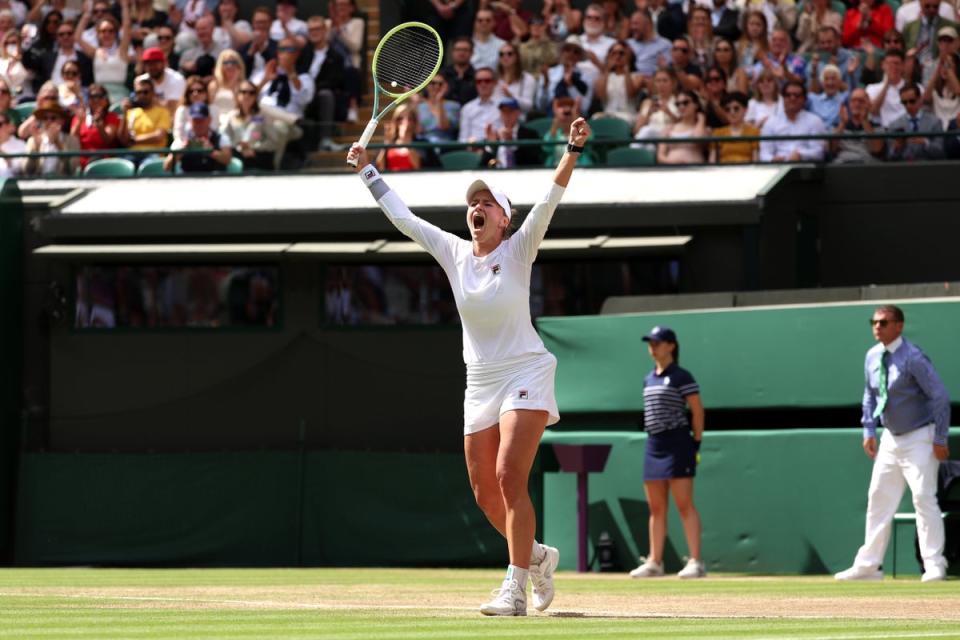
[463,351,560,435]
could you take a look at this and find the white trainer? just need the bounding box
[529,545,560,611]
[677,557,707,579]
[479,578,527,616]
[834,565,884,581]
[629,557,664,578]
[921,566,946,583]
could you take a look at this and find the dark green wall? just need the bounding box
[538,299,960,413]
[0,179,23,563]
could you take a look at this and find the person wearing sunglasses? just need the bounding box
[459,66,501,144]
[0,110,25,176]
[710,90,759,163]
[70,82,122,168]
[470,8,506,73]
[135,46,185,116]
[75,0,133,103]
[886,82,945,159]
[222,79,280,171]
[417,73,460,146]
[495,43,536,116]
[22,18,94,94]
[0,28,31,102]
[123,77,171,152]
[835,305,949,583]
[592,40,642,123]
[669,36,704,92]
[758,80,826,161]
[657,89,708,164]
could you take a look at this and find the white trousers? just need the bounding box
[853,424,947,572]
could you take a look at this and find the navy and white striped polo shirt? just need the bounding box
[642,363,700,435]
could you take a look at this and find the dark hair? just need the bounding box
[883,48,905,61]
[874,304,904,323]
[781,80,806,97]
[899,83,920,97]
[723,90,749,108]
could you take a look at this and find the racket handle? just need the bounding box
[346,118,380,167]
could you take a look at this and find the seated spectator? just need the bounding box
[746,69,782,128]
[23,101,78,175]
[807,25,861,90]
[258,37,313,122]
[807,63,848,127]
[519,17,557,76]
[123,77,171,153]
[70,82,122,168]
[1,28,32,101]
[544,96,593,165]
[670,36,703,92]
[471,8,505,72]
[23,8,63,56]
[737,10,769,72]
[600,0,628,39]
[16,79,57,138]
[760,80,827,161]
[701,66,730,127]
[797,0,843,54]
[572,3,616,72]
[239,7,276,85]
[270,0,307,50]
[538,39,596,114]
[592,40,641,123]
[0,110,25,176]
[494,42,536,116]
[867,49,908,126]
[843,0,895,50]
[752,28,806,88]
[417,73,460,144]
[542,0,582,42]
[904,0,957,68]
[459,66,499,143]
[327,0,365,123]
[130,0,168,42]
[153,24,179,71]
[633,67,679,143]
[709,0,742,43]
[209,49,245,122]
[712,38,749,94]
[299,16,344,150]
[657,89,708,164]
[860,30,905,86]
[222,78,281,171]
[487,0,533,42]
[626,9,670,84]
[946,110,960,157]
[481,97,544,168]
[923,32,960,127]
[213,0,252,51]
[0,77,19,126]
[896,0,956,33]
[179,14,223,78]
[75,0,132,103]
[441,36,477,106]
[710,91,759,163]
[164,101,231,172]
[56,59,84,107]
[831,87,885,163]
[136,46,185,115]
[22,18,93,95]
[376,104,424,172]
[886,82,945,159]
[173,74,217,147]
[687,6,717,71]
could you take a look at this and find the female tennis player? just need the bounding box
[347,118,590,616]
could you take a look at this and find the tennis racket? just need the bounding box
[347,21,443,167]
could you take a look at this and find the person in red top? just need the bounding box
[375,104,426,171]
[843,0,894,49]
[70,83,124,167]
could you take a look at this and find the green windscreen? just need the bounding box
[537,299,960,412]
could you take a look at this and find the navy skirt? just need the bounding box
[643,427,697,481]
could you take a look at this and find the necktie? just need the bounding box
[872,350,889,419]
[910,117,919,132]
[270,74,291,107]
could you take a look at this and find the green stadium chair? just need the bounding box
[109,102,125,115]
[136,157,168,176]
[225,157,243,174]
[524,117,553,137]
[439,150,481,170]
[83,157,136,177]
[589,117,632,142]
[606,146,656,167]
[13,101,36,122]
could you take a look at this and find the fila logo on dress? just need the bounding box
[518,389,528,400]
[491,264,501,275]
[363,169,376,179]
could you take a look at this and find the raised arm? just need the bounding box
[118,0,133,63]
[553,116,589,188]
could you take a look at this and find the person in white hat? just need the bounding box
[347,117,591,617]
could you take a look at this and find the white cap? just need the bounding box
[466,179,512,219]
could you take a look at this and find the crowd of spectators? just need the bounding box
[0,0,365,176]
[384,0,960,169]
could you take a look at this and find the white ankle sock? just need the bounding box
[530,540,545,564]
[506,564,529,588]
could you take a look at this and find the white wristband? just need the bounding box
[359,164,381,187]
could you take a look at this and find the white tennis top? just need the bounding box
[361,166,565,365]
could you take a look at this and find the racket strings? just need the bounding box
[375,27,441,93]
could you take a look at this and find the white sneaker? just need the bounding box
[629,557,664,578]
[529,545,559,612]
[921,566,946,583]
[479,578,526,616]
[834,565,884,581]
[677,557,707,579]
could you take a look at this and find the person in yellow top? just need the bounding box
[124,78,172,152]
[710,91,760,163]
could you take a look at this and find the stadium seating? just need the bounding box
[439,150,482,170]
[83,158,136,177]
[13,102,36,122]
[606,147,655,167]
[225,157,243,174]
[524,117,553,138]
[136,157,168,176]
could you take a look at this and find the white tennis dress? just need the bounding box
[360,165,564,434]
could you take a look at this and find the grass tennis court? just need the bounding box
[0,568,957,639]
